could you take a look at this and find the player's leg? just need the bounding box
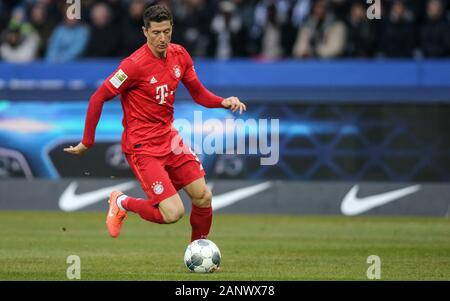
[183,177,213,242]
[122,153,185,223]
[122,193,184,224]
[183,177,212,208]
[166,148,211,241]
[105,153,182,238]
[109,193,183,237]
[158,195,185,223]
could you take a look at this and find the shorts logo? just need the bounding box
[109,69,128,88]
[152,181,164,195]
[173,65,181,78]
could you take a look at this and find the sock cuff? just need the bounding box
[117,194,128,211]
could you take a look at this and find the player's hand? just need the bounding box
[221,96,247,114]
[64,142,89,155]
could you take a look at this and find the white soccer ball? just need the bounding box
[184,239,221,273]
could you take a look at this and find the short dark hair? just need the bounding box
[143,5,173,28]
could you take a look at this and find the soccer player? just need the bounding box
[64,5,246,241]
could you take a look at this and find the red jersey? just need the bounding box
[82,43,223,156]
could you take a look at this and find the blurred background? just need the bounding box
[0,0,449,61]
[0,0,450,216]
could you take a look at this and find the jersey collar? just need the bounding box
[145,43,169,62]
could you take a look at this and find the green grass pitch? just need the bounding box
[0,211,449,280]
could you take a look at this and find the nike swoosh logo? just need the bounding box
[341,184,421,216]
[211,181,272,211]
[59,181,136,212]
[59,181,272,212]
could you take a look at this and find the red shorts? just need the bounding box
[125,147,205,206]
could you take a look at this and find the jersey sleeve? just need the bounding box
[181,47,198,83]
[184,78,224,108]
[81,83,116,148]
[179,46,223,108]
[103,58,140,94]
[81,59,139,148]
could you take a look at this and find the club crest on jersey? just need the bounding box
[173,65,181,78]
[152,181,164,195]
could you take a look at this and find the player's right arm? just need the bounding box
[64,59,138,155]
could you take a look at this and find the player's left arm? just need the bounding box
[181,48,246,114]
[183,78,247,114]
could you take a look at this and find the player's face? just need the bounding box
[143,20,172,58]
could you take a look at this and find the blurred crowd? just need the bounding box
[0,0,449,63]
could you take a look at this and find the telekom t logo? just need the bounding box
[156,84,169,105]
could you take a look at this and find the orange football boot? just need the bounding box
[106,191,128,238]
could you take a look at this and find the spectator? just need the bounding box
[2,0,449,60]
[232,0,256,30]
[420,0,450,57]
[330,0,351,21]
[408,0,428,25]
[229,0,256,56]
[293,0,347,59]
[0,1,8,31]
[379,0,416,57]
[105,0,126,25]
[287,0,312,58]
[85,2,120,57]
[29,2,55,57]
[175,0,211,57]
[346,1,377,57]
[0,23,40,63]
[291,0,312,28]
[208,0,247,59]
[45,9,89,63]
[279,0,301,58]
[251,0,291,59]
[260,3,284,60]
[1,6,40,63]
[118,0,146,56]
[0,0,17,30]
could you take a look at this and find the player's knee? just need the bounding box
[193,188,212,208]
[163,207,185,224]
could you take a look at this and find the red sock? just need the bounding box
[122,197,165,224]
[190,204,212,242]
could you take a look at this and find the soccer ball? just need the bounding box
[184,239,221,273]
